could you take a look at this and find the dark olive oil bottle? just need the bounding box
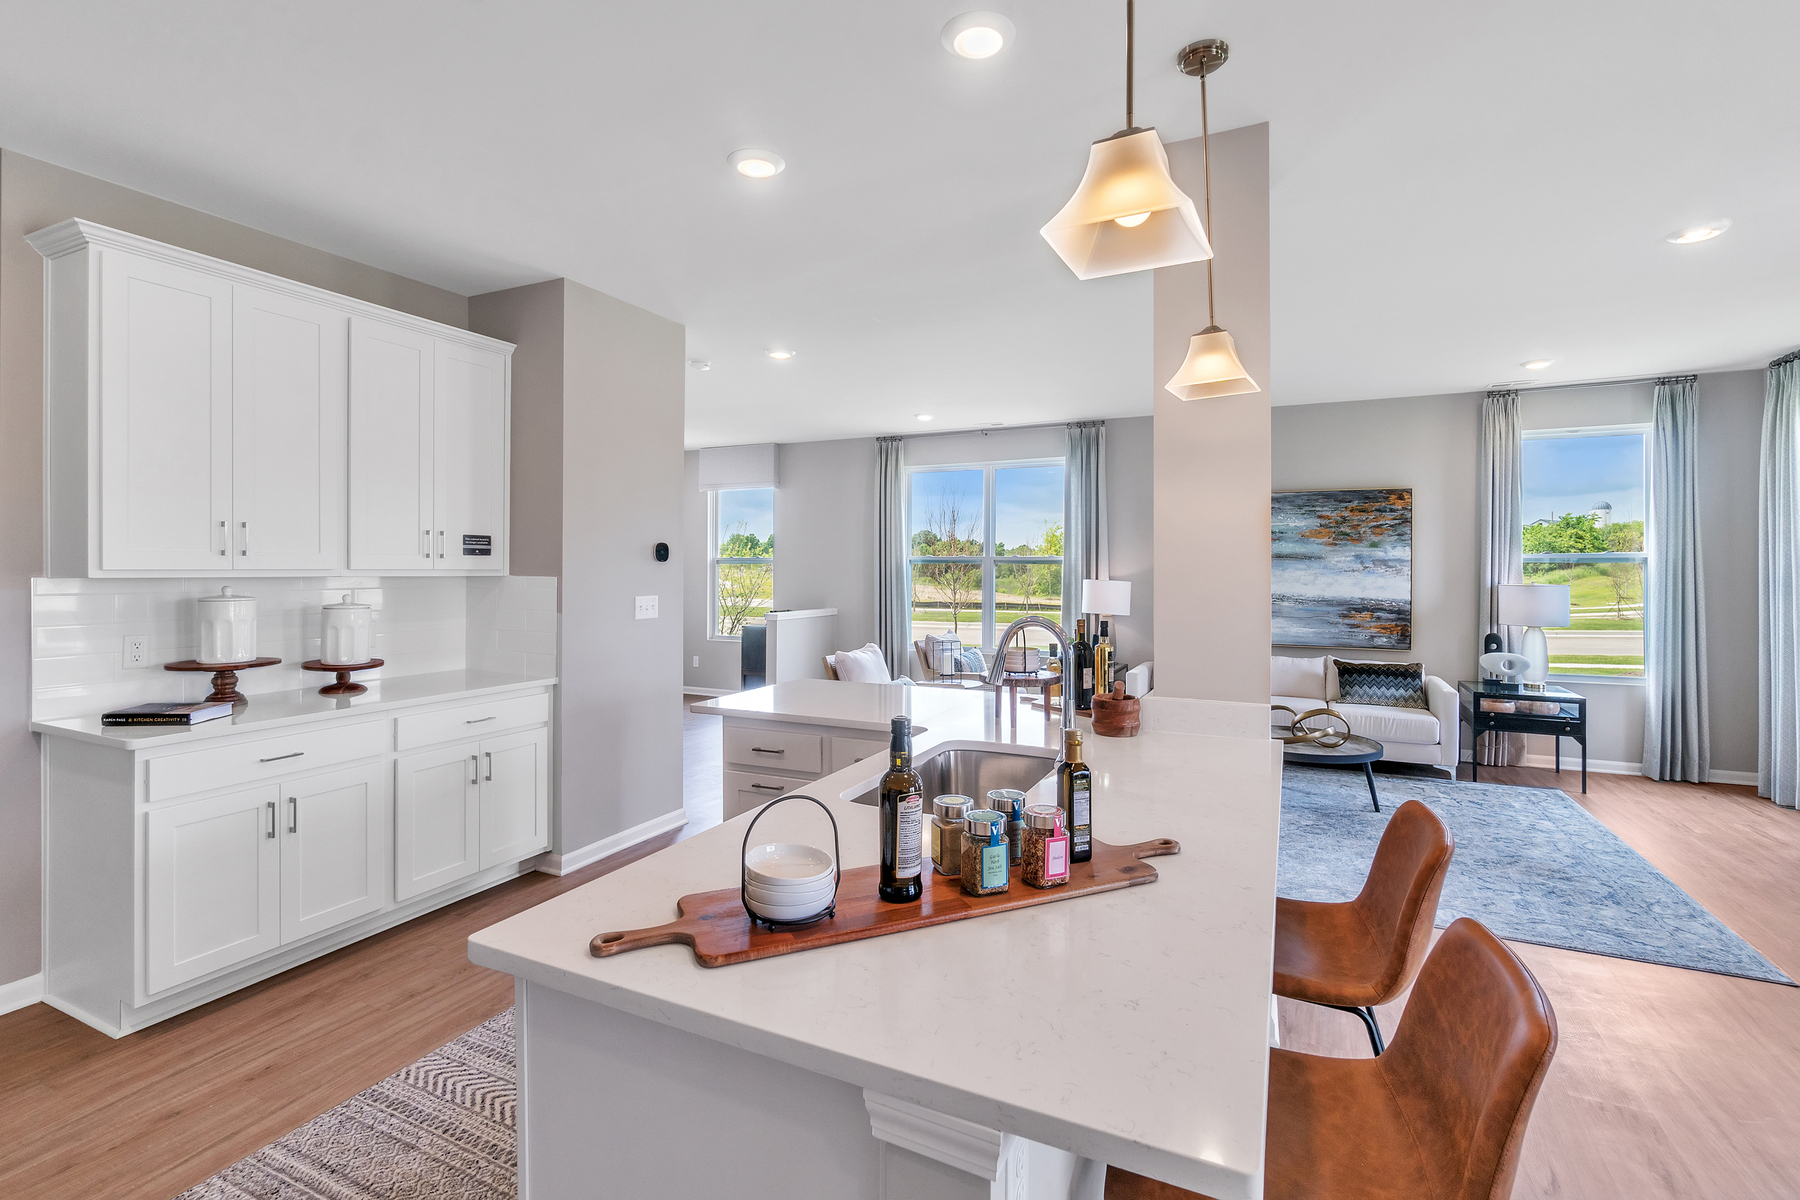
[1057,727,1093,863]
[1072,619,1095,713]
[878,716,924,902]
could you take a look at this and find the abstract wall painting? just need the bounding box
[1271,489,1413,650]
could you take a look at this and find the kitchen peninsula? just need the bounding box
[469,683,1281,1199]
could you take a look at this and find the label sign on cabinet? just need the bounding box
[462,534,492,556]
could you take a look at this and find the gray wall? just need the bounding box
[683,418,1154,692]
[0,149,471,990]
[1271,369,1764,776]
[1153,124,1273,703]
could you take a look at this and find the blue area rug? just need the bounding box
[1279,766,1793,985]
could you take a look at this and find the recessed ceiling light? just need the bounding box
[728,148,786,179]
[688,358,711,371]
[766,349,796,361]
[941,12,1015,59]
[1666,219,1731,244]
[1521,360,1553,370]
[916,414,934,422]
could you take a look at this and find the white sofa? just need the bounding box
[1273,655,1459,777]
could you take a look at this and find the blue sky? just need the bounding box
[909,465,1064,552]
[718,487,774,545]
[1521,433,1645,525]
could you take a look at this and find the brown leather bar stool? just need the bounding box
[1108,918,1559,1200]
[1275,798,1453,1055]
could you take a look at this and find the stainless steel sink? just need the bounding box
[847,744,1058,806]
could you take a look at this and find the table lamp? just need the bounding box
[1081,579,1131,626]
[1496,583,1570,687]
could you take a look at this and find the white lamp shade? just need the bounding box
[1081,579,1132,616]
[1165,327,1261,400]
[1040,129,1213,280]
[1497,583,1570,628]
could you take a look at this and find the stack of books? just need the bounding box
[101,701,234,727]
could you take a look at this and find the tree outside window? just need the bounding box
[712,488,774,638]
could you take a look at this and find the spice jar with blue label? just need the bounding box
[986,788,1026,863]
[960,809,1011,896]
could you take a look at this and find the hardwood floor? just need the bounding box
[4,716,1797,1199]
[1278,764,1800,1199]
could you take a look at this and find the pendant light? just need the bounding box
[1164,38,1259,400]
[1040,1,1211,280]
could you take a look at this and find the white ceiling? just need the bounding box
[1,1,1795,447]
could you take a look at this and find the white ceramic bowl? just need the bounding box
[744,843,835,889]
[746,877,834,909]
[744,894,833,923]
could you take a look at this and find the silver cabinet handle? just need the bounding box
[484,751,493,782]
[437,530,445,559]
[265,800,276,838]
[240,520,249,556]
[288,796,298,833]
[749,783,785,792]
[465,715,497,724]
[750,746,785,755]
[260,751,304,763]
[421,529,431,557]
[470,753,479,785]
[219,520,228,557]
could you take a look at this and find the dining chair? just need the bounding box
[1275,798,1453,1054]
[1108,918,1558,1200]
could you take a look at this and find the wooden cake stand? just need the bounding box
[301,658,384,696]
[164,657,282,706]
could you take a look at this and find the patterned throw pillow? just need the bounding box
[954,647,987,675]
[1333,660,1429,710]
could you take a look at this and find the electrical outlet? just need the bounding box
[124,635,149,668]
[692,655,700,668]
[635,595,658,620]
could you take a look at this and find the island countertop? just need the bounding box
[469,689,1281,1198]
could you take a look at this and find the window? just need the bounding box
[908,461,1065,653]
[711,487,773,638]
[1520,427,1649,678]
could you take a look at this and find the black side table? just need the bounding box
[1457,680,1589,792]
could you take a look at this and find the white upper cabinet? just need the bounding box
[234,287,349,571]
[28,219,512,577]
[97,251,234,572]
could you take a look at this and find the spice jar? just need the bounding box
[986,789,1026,863]
[960,809,1011,896]
[930,795,972,876]
[1022,804,1071,889]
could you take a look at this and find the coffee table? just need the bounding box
[1283,734,1385,812]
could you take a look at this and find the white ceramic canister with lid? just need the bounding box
[197,587,258,664]
[321,594,373,667]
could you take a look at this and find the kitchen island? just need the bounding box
[469,683,1280,1199]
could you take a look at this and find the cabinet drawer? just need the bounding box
[724,770,804,821]
[829,736,885,774]
[723,725,823,774]
[396,692,550,751]
[149,720,390,803]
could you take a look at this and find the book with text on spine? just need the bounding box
[101,701,234,726]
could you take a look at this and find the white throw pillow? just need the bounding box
[832,643,893,684]
[1270,655,1328,700]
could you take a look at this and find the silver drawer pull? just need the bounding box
[260,751,304,763]
[750,746,785,755]
[749,783,785,792]
[465,716,498,724]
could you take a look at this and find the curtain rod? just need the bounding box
[1773,348,1800,369]
[894,418,1103,442]
[1487,372,1698,396]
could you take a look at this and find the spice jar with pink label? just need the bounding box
[1021,804,1071,889]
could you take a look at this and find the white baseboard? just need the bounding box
[1521,752,1642,776]
[684,686,737,698]
[1708,769,1758,787]
[0,972,44,1016]
[538,808,688,876]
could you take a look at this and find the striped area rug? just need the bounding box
[177,1010,516,1199]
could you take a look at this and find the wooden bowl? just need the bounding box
[1091,682,1140,738]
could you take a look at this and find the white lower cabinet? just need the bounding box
[394,743,482,901]
[146,785,282,994]
[479,728,550,869]
[279,764,388,943]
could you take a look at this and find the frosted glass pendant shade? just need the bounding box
[1040,129,1212,280]
[1164,326,1260,400]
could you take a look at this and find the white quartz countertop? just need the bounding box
[690,677,1067,747]
[471,686,1281,1198]
[31,668,559,750]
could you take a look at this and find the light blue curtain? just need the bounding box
[1063,422,1108,634]
[874,436,910,679]
[1760,352,1800,807]
[1477,390,1524,767]
[1643,376,1710,782]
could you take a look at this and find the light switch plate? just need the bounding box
[692,656,700,668]
[124,635,149,668]
[635,595,658,620]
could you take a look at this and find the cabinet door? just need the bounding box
[394,743,480,901]
[233,287,348,571]
[433,339,508,571]
[279,764,388,943]
[348,317,435,571]
[98,251,234,571]
[145,786,280,994]
[478,727,549,869]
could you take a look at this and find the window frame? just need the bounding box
[1520,423,1650,684]
[709,486,775,642]
[906,457,1065,653]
